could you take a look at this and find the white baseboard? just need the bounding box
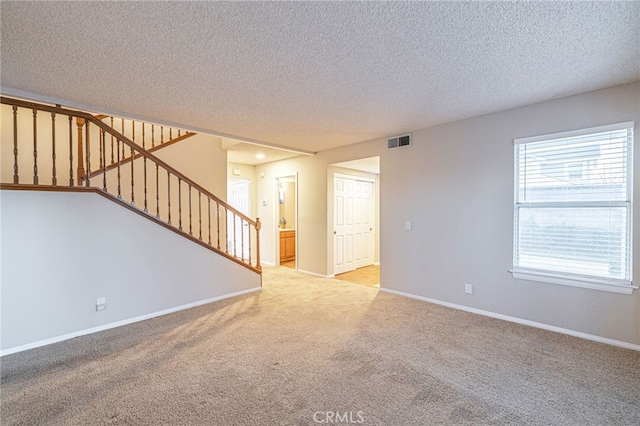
[298,269,333,279]
[1,287,262,357]
[261,261,275,266]
[380,288,640,351]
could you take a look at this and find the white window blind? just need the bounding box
[513,122,634,289]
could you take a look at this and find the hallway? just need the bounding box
[334,265,380,287]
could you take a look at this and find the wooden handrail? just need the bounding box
[88,131,196,179]
[1,96,255,225]
[1,96,261,273]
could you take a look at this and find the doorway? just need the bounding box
[228,179,250,260]
[276,175,297,269]
[333,174,375,275]
[329,156,380,282]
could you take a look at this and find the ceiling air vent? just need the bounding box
[387,134,411,149]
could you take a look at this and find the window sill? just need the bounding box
[510,269,637,295]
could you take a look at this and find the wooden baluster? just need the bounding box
[241,218,245,260]
[76,117,85,184]
[248,221,252,265]
[12,105,18,183]
[131,121,135,165]
[216,203,220,249]
[68,116,74,186]
[169,128,173,140]
[116,138,122,199]
[188,184,193,235]
[167,171,171,225]
[155,163,160,219]
[51,112,57,186]
[32,108,38,184]
[178,178,182,230]
[110,117,114,164]
[143,123,148,212]
[130,143,135,205]
[85,120,91,187]
[207,197,212,245]
[233,212,237,257]
[226,211,230,255]
[225,209,229,254]
[101,129,107,191]
[178,129,181,137]
[121,118,126,159]
[198,192,202,241]
[255,218,262,271]
[98,124,103,178]
[160,126,164,146]
[151,124,155,148]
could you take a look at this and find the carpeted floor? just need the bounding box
[1,266,639,425]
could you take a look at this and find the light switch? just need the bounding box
[405,221,412,230]
[96,297,106,311]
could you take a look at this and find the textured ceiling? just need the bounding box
[1,1,639,154]
[222,138,302,166]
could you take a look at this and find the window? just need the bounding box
[512,122,635,294]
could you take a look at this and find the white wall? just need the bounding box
[155,134,227,199]
[378,82,640,346]
[255,82,640,346]
[1,190,261,353]
[7,82,635,349]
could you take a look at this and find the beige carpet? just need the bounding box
[2,266,639,425]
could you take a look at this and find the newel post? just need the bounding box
[76,117,86,184]
[255,218,262,272]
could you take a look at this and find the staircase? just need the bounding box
[88,115,197,180]
[0,96,261,274]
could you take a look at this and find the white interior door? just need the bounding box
[354,180,374,269]
[229,180,250,259]
[334,175,374,274]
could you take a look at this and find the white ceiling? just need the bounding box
[222,138,303,166]
[1,2,638,155]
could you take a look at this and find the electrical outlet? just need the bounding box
[465,284,473,294]
[405,221,412,230]
[96,297,106,311]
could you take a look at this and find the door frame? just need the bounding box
[274,173,298,268]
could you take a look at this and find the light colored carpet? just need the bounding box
[1,266,639,425]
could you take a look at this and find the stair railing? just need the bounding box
[88,115,196,179]
[0,96,261,273]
